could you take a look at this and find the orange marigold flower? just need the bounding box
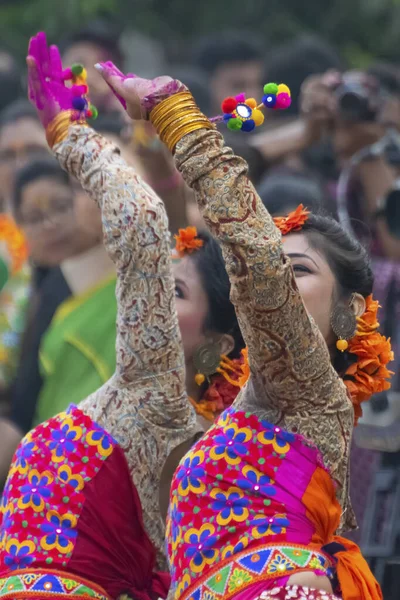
[174,226,204,256]
[273,204,310,236]
[0,214,28,273]
[344,294,394,425]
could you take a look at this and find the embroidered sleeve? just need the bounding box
[53,126,190,424]
[174,129,347,413]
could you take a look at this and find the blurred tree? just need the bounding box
[1,0,400,67]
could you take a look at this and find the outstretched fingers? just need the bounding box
[26,55,47,111]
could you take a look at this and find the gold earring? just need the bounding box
[331,295,357,352]
[193,342,221,386]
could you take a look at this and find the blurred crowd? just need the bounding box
[0,20,399,598]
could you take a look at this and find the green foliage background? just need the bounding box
[1,0,400,66]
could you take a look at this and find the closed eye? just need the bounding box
[292,264,312,276]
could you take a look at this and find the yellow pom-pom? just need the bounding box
[278,84,291,97]
[245,98,257,109]
[336,339,349,352]
[79,68,88,82]
[252,109,265,126]
[195,373,205,386]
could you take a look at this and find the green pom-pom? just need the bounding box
[90,105,98,120]
[264,82,278,95]
[71,63,84,76]
[227,118,242,131]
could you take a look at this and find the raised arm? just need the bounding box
[53,126,185,390]
[93,63,346,415]
[26,34,190,425]
[173,128,344,411]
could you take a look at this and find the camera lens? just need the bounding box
[338,91,373,121]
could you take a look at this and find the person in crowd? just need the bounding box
[0,100,48,212]
[96,51,391,599]
[0,100,47,409]
[191,31,265,113]
[264,35,344,118]
[60,19,125,113]
[300,65,400,593]
[0,213,29,404]
[0,33,248,600]
[0,156,115,484]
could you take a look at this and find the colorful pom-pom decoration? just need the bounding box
[67,63,99,122]
[218,83,291,133]
[262,82,292,112]
[221,93,265,133]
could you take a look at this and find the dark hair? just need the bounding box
[367,62,400,95]
[264,34,344,116]
[60,19,123,66]
[224,132,267,186]
[0,99,38,130]
[301,213,374,376]
[192,31,264,76]
[258,173,327,216]
[13,158,70,217]
[169,65,212,114]
[189,230,244,358]
[302,213,373,299]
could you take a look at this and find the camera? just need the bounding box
[335,74,381,122]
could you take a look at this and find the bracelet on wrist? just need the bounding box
[46,111,87,148]
[149,92,215,152]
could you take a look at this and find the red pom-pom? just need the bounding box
[222,97,238,113]
[87,110,93,118]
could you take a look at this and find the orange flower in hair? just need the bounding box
[174,226,204,256]
[273,204,310,236]
[343,295,394,424]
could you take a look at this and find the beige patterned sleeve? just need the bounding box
[53,125,190,424]
[174,129,347,414]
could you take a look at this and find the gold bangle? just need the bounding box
[164,118,213,151]
[150,93,215,152]
[150,92,194,125]
[46,111,87,149]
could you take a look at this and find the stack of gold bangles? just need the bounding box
[150,92,215,152]
[46,111,87,149]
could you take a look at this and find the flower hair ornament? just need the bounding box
[173,226,204,257]
[274,204,394,424]
[273,204,310,235]
[0,215,28,292]
[211,83,291,132]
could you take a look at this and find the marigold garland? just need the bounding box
[0,214,28,274]
[343,295,394,425]
[190,348,250,422]
[174,226,204,256]
[273,204,310,236]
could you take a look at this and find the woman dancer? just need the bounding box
[0,33,245,600]
[94,59,392,600]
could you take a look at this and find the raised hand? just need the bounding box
[27,32,92,129]
[95,61,187,120]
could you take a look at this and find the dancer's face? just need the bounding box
[173,256,210,362]
[283,232,337,346]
